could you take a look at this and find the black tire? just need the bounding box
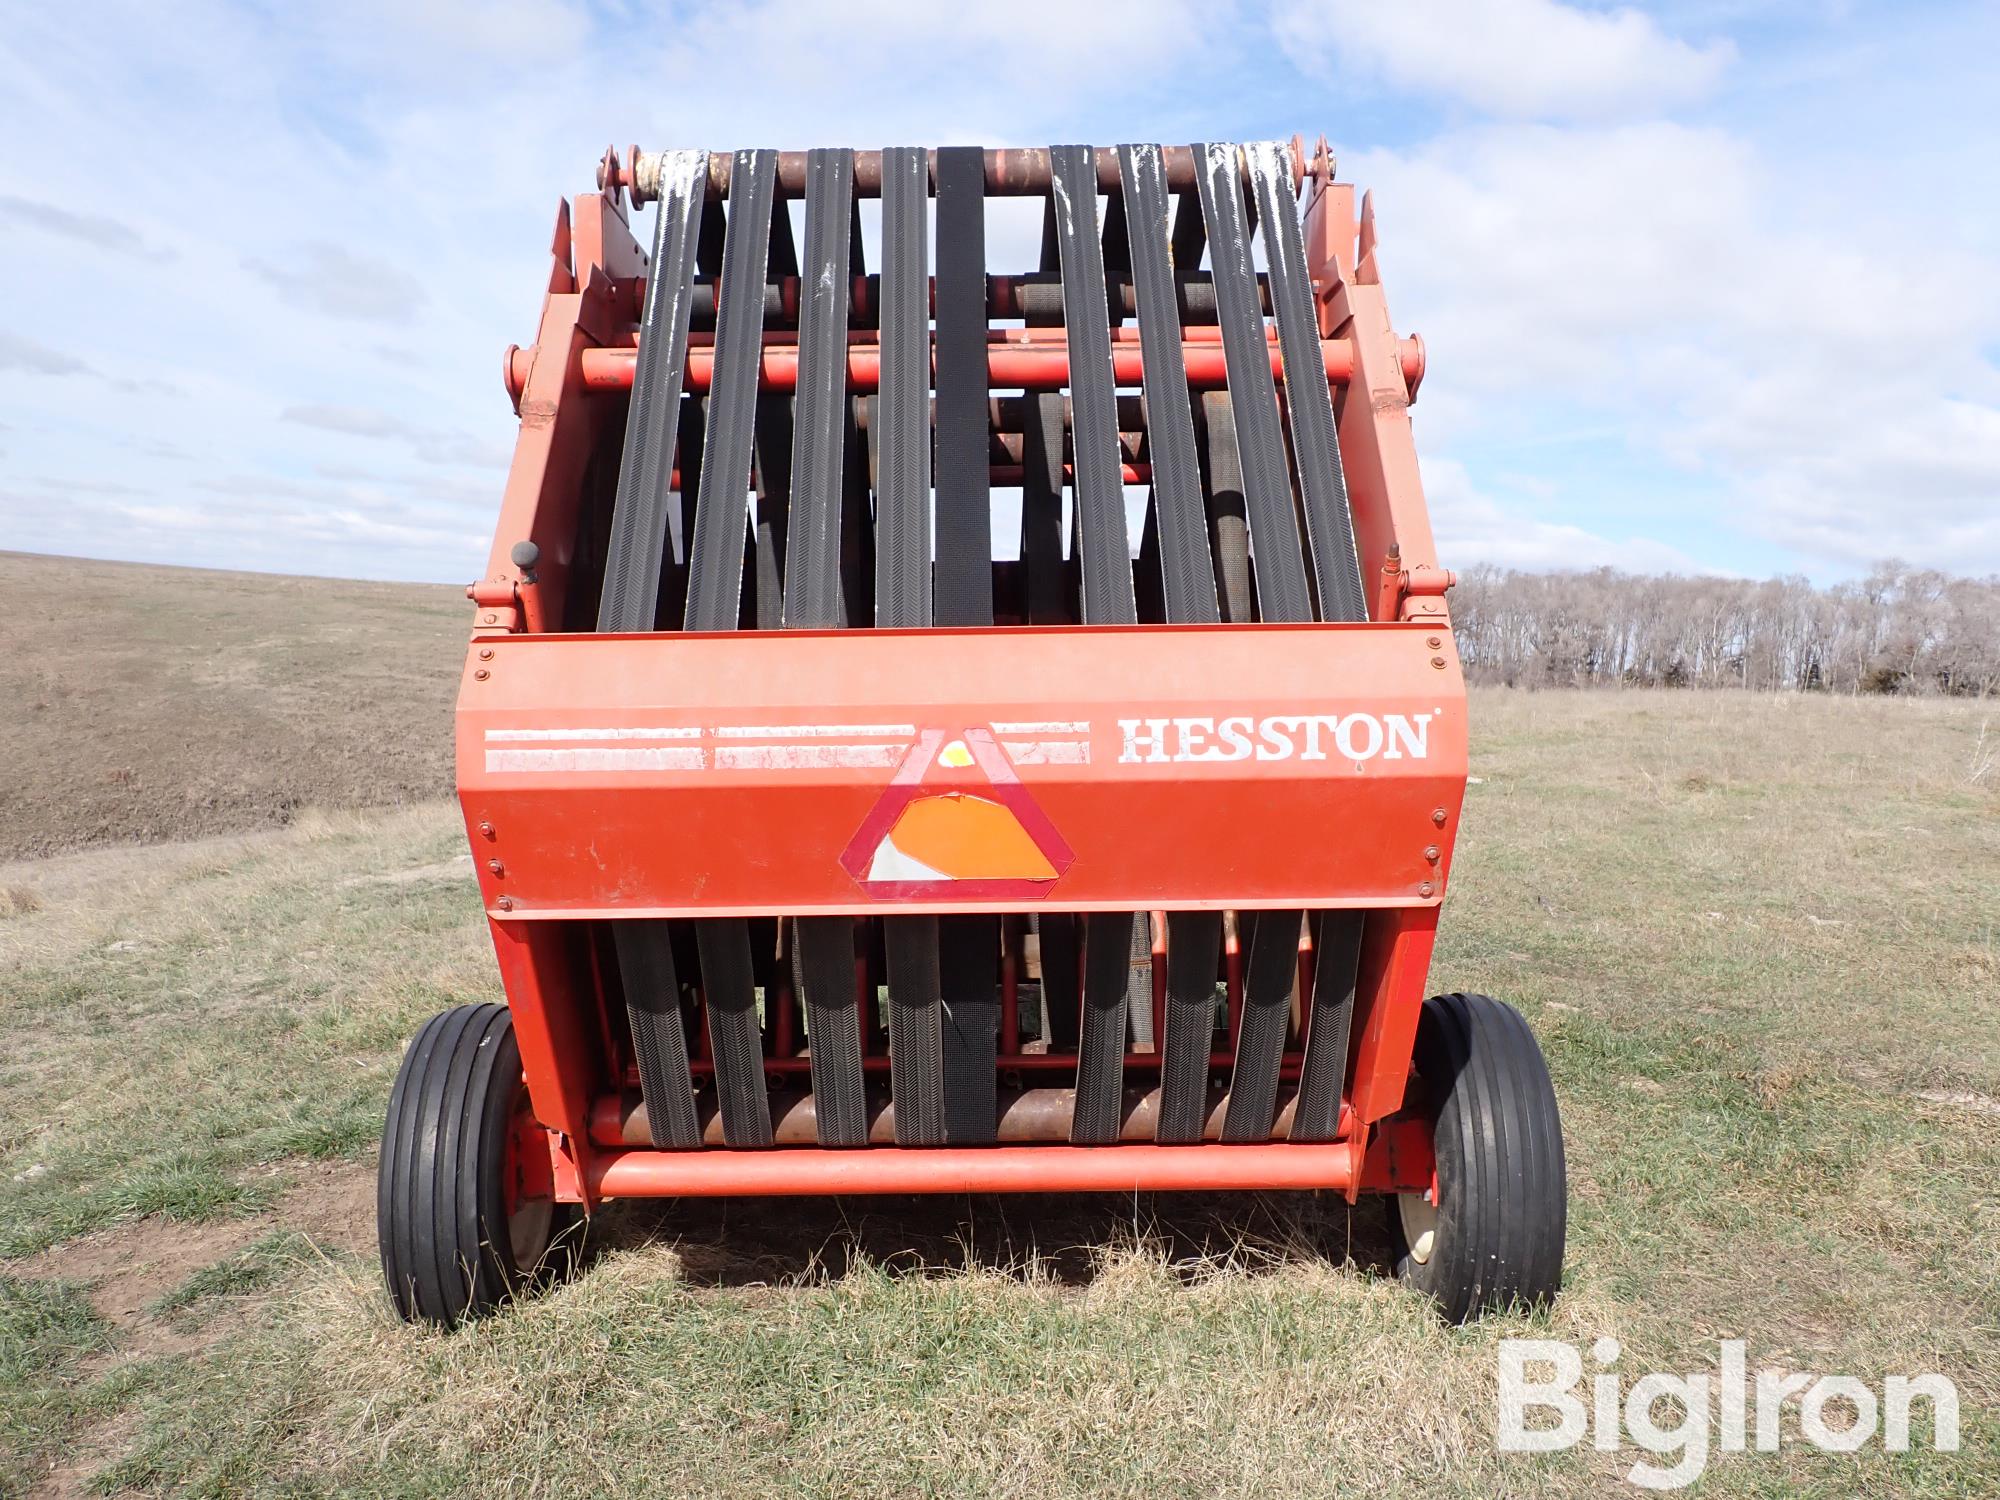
[1389,992,1566,1323]
[377,1003,580,1325]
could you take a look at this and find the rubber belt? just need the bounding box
[875,145,947,1147]
[682,147,779,1149]
[1246,143,1374,1138]
[1195,142,1312,623]
[932,145,1000,1145]
[1291,909,1363,1141]
[1199,142,1315,1141]
[596,149,707,1150]
[1048,144,1138,1144]
[1121,143,1233,1144]
[781,147,868,1147]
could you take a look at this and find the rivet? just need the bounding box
[1432,807,1448,826]
[488,858,505,876]
[1424,844,1440,862]
[478,647,494,660]
[478,821,496,839]
[496,895,514,912]
[474,668,490,681]
[1430,656,1446,669]
[1418,881,1435,898]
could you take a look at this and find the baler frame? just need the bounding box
[379,137,1565,1328]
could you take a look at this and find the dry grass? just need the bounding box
[0,553,463,860]
[0,686,1995,1496]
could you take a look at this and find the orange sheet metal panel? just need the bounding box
[458,622,1466,918]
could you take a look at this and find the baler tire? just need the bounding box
[377,1003,578,1326]
[1390,992,1566,1323]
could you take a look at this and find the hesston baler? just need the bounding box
[377,138,1566,1327]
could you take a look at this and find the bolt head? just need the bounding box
[1418,881,1435,898]
[1430,655,1446,669]
[488,858,504,875]
[1432,807,1448,826]
[473,668,490,681]
[478,647,494,660]
[496,895,514,912]
[1424,844,1440,862]
[1426,635,1442,648]
[478,821,496,839]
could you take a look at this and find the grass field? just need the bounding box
[2,562,1995,1496]
[0,552,462,861]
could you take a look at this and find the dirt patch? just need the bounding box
[0,552,464,861]
[340,852,474,888]
[1915,1088,2000,1118]
[12,1162,377,1352]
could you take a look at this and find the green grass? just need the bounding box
[0,690,1994,1496]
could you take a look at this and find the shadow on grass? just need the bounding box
[575,1189,1402,1290]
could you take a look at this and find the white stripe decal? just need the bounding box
[989,720,1089,735]
[1000,740,1090,764]
[711,723,917,738]
[486,747,705,772]
[715,744,907,769]
[485,726,702,741]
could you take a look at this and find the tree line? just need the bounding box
[1449,561,2000,696]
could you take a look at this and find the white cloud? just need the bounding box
[244,242,428,323]
[1346,119,2000,575]
[1276,0,1733,121]
[1421,455,1708,573]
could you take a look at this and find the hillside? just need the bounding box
[0,552,464,860]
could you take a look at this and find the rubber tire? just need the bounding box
[1390,992,1566,1323]
[377,1003,579,1325]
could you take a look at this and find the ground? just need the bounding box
[1,559,1994,1496]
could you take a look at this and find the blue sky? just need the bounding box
[2,0,1995,584]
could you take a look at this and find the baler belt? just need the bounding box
[1018,393,1069,625]
[596,150,708,1150]
[599,148,705,636]
[750,393,792,629]
[1222,910,1303,1140]
[1195,142,1311,623]
[1247,141,1366,624]
[933,145,994,629]
[1245,142,1373,1138]
[682,147,780,1149]
[1050,143,1139,1145]
[933,145,1002,1145]
[876,145,947,1146]
[1290,908,1362,1141]
[1199,392,1254,624]
[1120,142,1234,1145]
[1206,143,1347,1140]
[782,146,869,1147]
